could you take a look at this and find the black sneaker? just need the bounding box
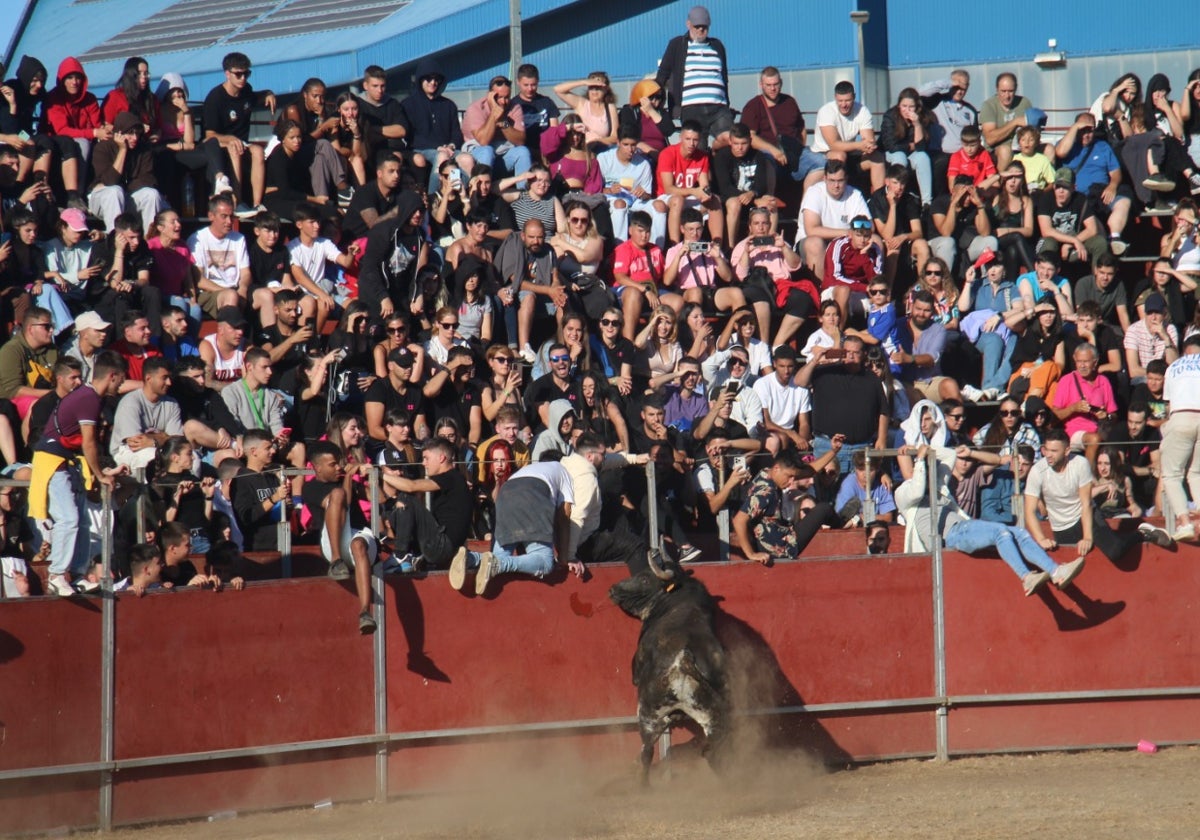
[358,611,377,635]
[1138,523,1175,549]
[337,186,355,208]
[328,559,351,580]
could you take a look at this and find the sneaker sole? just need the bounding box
[329,563,351,581]
[359,614,377,635]
[1023,572,1050,597]
[449,547,467,591]
[1143,179,1177,192]
[1053,558,1086,589]
[475,552,495,596]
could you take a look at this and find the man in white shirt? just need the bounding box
[1159,335,1200,540]
[187,193,251,317]
[286,201,359,333]
[1025,428,1171,566]
[798,159,871,280]
[811,80,884,193]
[598,128,666,243]
[751,345,810,452]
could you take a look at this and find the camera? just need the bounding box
[687,241,711,253]
[751,235,774,246]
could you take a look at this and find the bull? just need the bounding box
[609,550,731,783]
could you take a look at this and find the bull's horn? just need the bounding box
[646,549,675,581]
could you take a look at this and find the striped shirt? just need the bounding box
[682,41,727,107]
[511,192,558,237]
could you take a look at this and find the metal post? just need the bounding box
[644,459,661,554]
[716,457,730,563]
[133,467,146,545]
[926,447,948,761]
[862,449,877,523]
[507,0,522,82]
[368,467,388,803]
[850,10,870,112]
[278,470,293,578]
[99,483,115,831]
[1012,452,1025,529]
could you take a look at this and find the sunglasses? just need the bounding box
[946,413,965,420]
[229,69,251,79]
[440,322,458,329]
[549,354,571,363]
[599,318,620,326]
[868,288,889,296]
[494,356,513,365]
[387,327,407,334]
[851,222,873,232]
[729,358,748,367]
[1000,409,1022,417]
[924,270,944,277]
[569,216,589,223]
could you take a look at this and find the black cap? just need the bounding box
[216,306,249,328]
[388,348,415,368]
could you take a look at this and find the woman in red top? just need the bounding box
[102,57,160,140]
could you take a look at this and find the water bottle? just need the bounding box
[182,177,195,218]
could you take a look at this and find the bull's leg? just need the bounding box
[639,713,665,786]
[701,705,733,776]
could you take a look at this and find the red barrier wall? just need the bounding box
[4,530,1200,834]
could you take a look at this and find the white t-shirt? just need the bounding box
[752,374,812,432]
[1024,454,1092,532]
[797,182,870,242]
[1164,354,1200,411]
[509,461,575,505]
[188,228,249,290]
[287,237,342,293]
[598,148,655,194]
[812,100,874,153]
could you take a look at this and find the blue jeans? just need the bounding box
[945,519,1057,579]
[469,143,532,187]
[885,149,933,205]
[812,436,868,476]
[791,147,826,182]
[469,540,556,577]
[977,331,1016,392]
[47,467,91,576]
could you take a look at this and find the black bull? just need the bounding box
[609,560,732,782]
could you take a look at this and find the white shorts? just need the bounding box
[320,521,378,566]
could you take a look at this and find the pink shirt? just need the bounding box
[461,96,525,146]
[1051,370,1116,438]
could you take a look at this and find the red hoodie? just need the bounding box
[45,57,102,139]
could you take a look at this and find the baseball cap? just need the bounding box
[1053,167,1075,188]
[1144,293,1167,314]
[687,5,711,26]
[60,208,89,232]
[75,311,111,332]
[216,306,249,328]
[1025,107,1048,128]
[388,348,415,368]
[972,248,998,270]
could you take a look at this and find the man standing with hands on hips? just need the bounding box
[1159,335,1200,540]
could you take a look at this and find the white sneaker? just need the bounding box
[1171,522,1196,542]
[214,174,232,196]
[475,551,497,596]
[1022,571,1050,597]
[1051,557,1086,589]
[980,387,1000,401]
[448,546,468,591]
[519,345,537,365]
[47,574,75,597]
[961,384,984,403]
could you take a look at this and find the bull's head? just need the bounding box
[609,551,680,620]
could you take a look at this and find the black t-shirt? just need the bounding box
[344,182,397,240]
[811,366,886,443]
[1130,383,1167,423]
[303,477,368,536]
[515,93,560,152]
[379,442,421,479]
[158,466,219,535]
[429,468,471,549]
[257,324,311,393]
[231,467,281,551]
[356,95,411,153]
[247,239,291,288]
[265,147,308,197]
[364,377,427,425]
[27,390,61,446]
[930,193,983,247]
[712,148,771,199]
[868,188,922,233]
[428,380,481,438]
[203,84,256,141]
[1065,325,1122,371]
[524,374,581,426]
[471,193,517,233]
[1036,190,1095,237]
[591,337,636,380]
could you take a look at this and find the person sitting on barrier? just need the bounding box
[733,449,837,565]
[382,437,471,572]
[978,442,1035,526]
[304,441,379,634]
[896,443,1084,597]
[1024,428,1174,566]
[454,457,576,595]
[231,428,291,553]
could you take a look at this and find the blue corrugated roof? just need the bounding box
[8,0,586,98]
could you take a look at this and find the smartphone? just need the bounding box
[0,233,11,246]
[723,379,741,396]
[687,241,710,253]
[751,235,774,246]
[732,455,748,473]
[823,348,846,361]
[279,427,293,438]
[32,171,47,183]
[449,168,463,189]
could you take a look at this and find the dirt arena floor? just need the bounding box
[107,745,1200,840]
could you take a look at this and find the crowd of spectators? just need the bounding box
[2,6,1200,617]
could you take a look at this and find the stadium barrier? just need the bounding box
[3,452,1200,834]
